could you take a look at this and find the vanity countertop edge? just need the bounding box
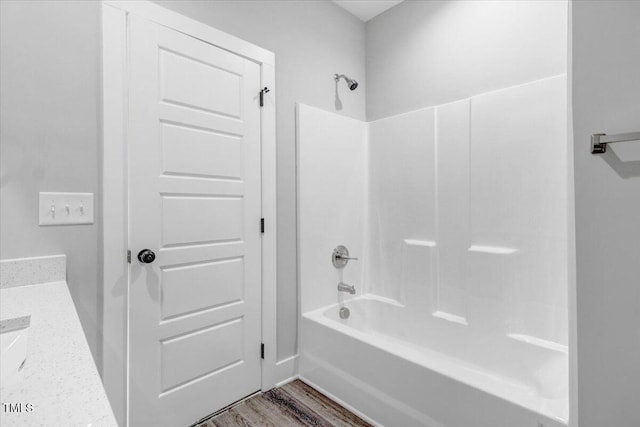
[0,280,117,427]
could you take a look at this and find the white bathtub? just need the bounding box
[300,296,568,427]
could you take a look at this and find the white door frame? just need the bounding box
[100,2,277,425]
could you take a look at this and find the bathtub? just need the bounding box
[300,296,568,427]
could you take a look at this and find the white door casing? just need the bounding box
[128,14,262,427]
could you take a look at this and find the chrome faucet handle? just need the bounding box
[332,245,357,268]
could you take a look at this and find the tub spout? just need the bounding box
[337,282,356,295]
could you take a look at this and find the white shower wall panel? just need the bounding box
[297,104,368,313]
[365,75,568,347]
[366,108,436,303]
[470,75,568,345]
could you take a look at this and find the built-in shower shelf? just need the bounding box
[433,311,468,326]
[468,245,517,255]
[403,239,436,247]
[507,333,568,353]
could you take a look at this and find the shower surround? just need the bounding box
[297,74,568,426]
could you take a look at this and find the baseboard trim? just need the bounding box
[269,354,299,389]
[276,374,299,388]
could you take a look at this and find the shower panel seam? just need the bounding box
[433,107,440,317]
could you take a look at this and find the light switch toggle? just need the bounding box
[39,192,94,226]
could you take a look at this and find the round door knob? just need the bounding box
[137,249,156,264]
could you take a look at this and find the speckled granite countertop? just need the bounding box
[0,281,117,427]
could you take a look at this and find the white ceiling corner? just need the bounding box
[332,0,405,22]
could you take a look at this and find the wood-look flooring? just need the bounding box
[196,380,372,427]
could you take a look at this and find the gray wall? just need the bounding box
[365,0,567,120]
[0,0,102,363]
[153,0,366,360]
[571,1,640,426]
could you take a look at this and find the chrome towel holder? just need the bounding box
[591,131,640,154]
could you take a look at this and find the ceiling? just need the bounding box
[332,0,405,22]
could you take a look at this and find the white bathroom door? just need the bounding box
[127,15,262,427]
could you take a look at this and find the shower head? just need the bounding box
[334,73,358,91]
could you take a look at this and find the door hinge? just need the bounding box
[259,87,270,107]
[261,343,265,359]
[260,218,265,234]
[127,250,131,264]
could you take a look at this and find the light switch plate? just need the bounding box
[38,192,94,226]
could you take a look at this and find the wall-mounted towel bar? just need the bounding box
[591,131,640,154]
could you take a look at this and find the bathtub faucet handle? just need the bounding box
[332,245,358,268]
